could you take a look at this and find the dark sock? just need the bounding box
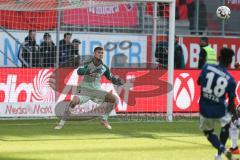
[204,130,224,155]
[207,132,222,150]
[220,124,230,146]
[230,146,239,150]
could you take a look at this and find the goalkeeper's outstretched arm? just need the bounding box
[104,66,124,86]
[77,65,88,75]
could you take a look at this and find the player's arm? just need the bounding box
[104,66,124,86]
[197,76,201,86]
[198,49,207,69]
[227,79,238,120]
[197,64,207,85]
[228,96,237,119]
[77,63,90,75]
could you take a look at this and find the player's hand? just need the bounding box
[235,62,240,69]
[118,78,125,85]
[232,114,238,123]
[116,78,125,86]
[112,75,125,86]
[232,117,240,129]
[48,76,56,90]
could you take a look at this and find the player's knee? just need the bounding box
[222,123,230,132]
[112,95,119,104]
[109,96,116,104]
[203,129,214,137]
[71,96,80,106]
[105,94,118,104]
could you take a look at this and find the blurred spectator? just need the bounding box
[176,0,194,20]
[189,0,207,35]
[146,0,195,20]
[198,37,217,69]
[59,33,72,66]
[71,39,81,68]
[155,36,185,69]
[111,53,128,68]
[40,33,56,68]
[155,41,168,69]
[19,30,40,67]
[72,39,81,56]
[174,36,185,69]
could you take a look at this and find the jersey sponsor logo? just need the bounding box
[174,73,195,109]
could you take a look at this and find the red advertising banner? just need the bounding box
[0,0,57,31]
[0,68,239,117]
[63,3,138,27]
[145,0,194,20]
[180,37,240,68]
[174,70,240,112]
[225,0,240,10]
[0,10,57,30]
[0,68,55,103]
[148,36,240,69]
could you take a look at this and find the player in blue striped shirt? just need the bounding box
[198,48,238,160]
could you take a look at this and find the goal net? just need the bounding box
[0,0,177,121]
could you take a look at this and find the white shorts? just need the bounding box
[199,113,232,131]
[230,118,240,129]
[76,86,109,105]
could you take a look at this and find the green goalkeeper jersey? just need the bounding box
[77,59,112,90]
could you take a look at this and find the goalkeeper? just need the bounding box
[55,47,124,130]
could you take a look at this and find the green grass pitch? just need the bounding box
[0,119,239,160]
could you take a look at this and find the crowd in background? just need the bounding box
[19,30,81,68]
[19,30,239,70]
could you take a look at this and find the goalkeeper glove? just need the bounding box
[111,75,125,86]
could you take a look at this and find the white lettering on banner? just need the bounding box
[73,104,97,114]
[181,43,188,65]
[189,43,200,68]
[72,104,105,115]
[0,31,147,67]
[2,103,55,117]
[180,37,240,68]
[0,69,55,102]
[0,75,33,102]
[33,105,53,114]
[5,105,27,115]
[89,5,119,14]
